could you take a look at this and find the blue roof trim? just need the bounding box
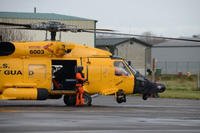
[0,12,96,21]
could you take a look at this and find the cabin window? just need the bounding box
[28,64,46,80]
[114,61,131,76]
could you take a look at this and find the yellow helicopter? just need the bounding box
[0,21,168,106]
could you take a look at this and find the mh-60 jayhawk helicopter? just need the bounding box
[0,21,172,106]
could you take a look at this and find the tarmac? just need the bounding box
[0,96,200,133]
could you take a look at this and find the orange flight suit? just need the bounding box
[76,72,85,106]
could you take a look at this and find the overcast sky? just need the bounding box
[0,0,200,37]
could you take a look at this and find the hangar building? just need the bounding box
[152,39,200,74]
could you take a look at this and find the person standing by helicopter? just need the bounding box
[75,66,86,106]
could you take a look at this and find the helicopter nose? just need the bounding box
[141,82,166,100]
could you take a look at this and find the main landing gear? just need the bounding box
[63,92,92,106]
[116,89,126,104]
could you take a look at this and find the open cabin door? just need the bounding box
[52,60,77,91]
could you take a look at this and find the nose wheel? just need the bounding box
[116,89,126,103]
[142,94,148,100]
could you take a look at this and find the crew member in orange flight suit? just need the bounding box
[76,66,86,106]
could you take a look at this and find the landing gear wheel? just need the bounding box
[116,89,126,104]
[63,95,76,106]
[83,92,92,106]
[142,94,148,100]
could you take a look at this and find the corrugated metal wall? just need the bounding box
[152,47,200,74]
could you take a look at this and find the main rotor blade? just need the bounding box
[85,30,200,42]
[1,21,199,42]
[0,27,45,31]
[0,22,31,28]
[87,29,114,31]
[59,28,114,32]
[0,21,114,32]
[0,27,24,29]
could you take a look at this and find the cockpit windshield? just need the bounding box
[114,61,131,76]
[124,60,137,75]
[124,60,146,79]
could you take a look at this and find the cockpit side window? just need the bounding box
[114,61,131,76]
